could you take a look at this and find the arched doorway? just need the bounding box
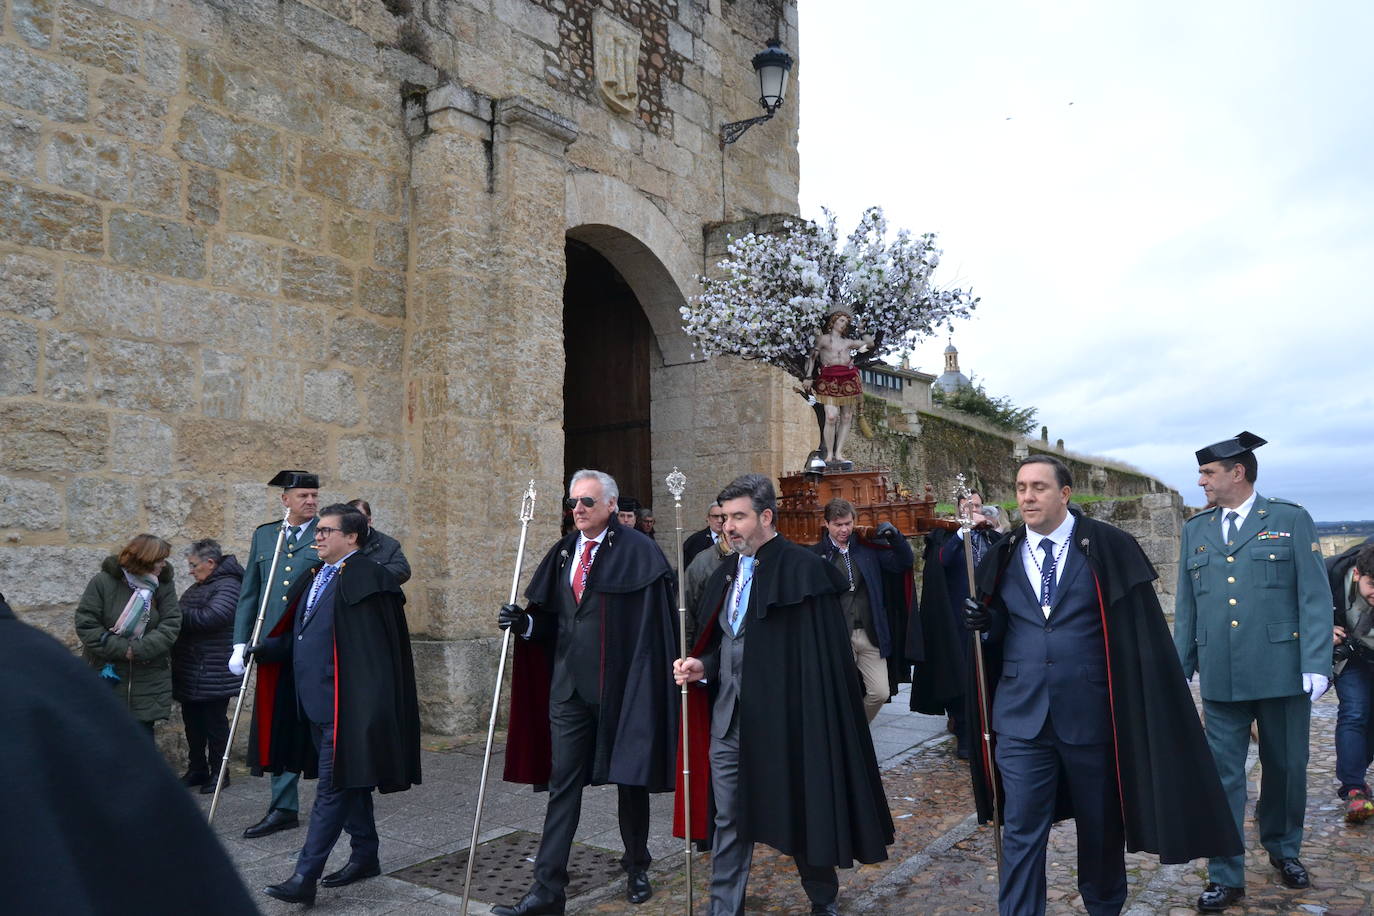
[562,238,655,505]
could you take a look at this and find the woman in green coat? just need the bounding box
[74,534,181,734]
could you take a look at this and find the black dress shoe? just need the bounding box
[627,870,652,904]
[320,859,381,888]
[1269,855,1310,888]
[264,873,316,906]
[180,770,209,787]
[243,808,299,839]
[1196,882,1244,912]
[199,772,229,795]
[491,887,566,916]
[811,903,841,915]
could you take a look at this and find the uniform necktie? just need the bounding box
[1224,510,1239,545]
[289,525,300,543]
[305,564,336,620]
[573,539,596,603]
[1039,539,1057,614]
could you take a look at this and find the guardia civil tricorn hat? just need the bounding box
[267,469,320,490]
[1195,431,1267,466]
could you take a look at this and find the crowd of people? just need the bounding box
[2,429,1369,915]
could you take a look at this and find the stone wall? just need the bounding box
[0,0,803,734]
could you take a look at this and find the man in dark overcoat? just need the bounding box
[675,474,894,915]
[253,503,421,906]
[495,469,678,916]
[964,455,1240,916]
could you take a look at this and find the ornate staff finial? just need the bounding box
[954,473,976,531]
[519,479,536,522]
[666,467,687,504]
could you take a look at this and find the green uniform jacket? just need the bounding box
[74,556,181,722]
[233,519,319,646]
[1174,494,1332,701]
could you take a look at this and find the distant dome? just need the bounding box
[936,339,970,393]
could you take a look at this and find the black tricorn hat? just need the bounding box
[618,496,642,514]
[1195,431,1267,466]
[267,469,320,490]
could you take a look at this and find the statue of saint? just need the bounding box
[804,310,873,467]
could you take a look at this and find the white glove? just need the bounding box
[228,643,246,677]
[1301,672,1330,701]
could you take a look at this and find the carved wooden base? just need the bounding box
[776,468,937,544]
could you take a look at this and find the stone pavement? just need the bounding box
[201,686,1371,914]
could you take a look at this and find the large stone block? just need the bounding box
[281,249,354,305]
[0,404,107,472]
[63,261,161,336]
[373,221,407,268]
[0,42,89,121]
[337,434,399,481]
[0,250,57,318]
[364,371,403,429]
[282,0,377,64]
[91,337,195,411]
[0,546,108,614]
[360,268,405,317]
[175,418,323,477]
[65,477,141,542]
[44,129,130,201]
[176,105,288,184]
[0,114,43,179]
[187,166,220,225]
[222,179,324,247]
[59,2,141,74]
[410,636,505,735]
[0,178,103,253]
[0,316,39,396]
[128,150,181,215]
[109,210,206,279]
[13,0,57,50]
[300,145,400,213]
[302,368,359,425]
[141,27,183,93]
[200,350,245,420]
[327,315,404,366]
[275,303,328,360]
[109,413,174,475]
[209,234,280,295]
[328,211,370,261]
[242,360,301,422]
[42,330,89,402]
[143,479,227,543]
[0,474,62,530]
[186,48,324,135]
[159,287,273,353]
[95,76,168,144]
[327,103,408,164]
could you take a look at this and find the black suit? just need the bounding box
[683,527,716,569]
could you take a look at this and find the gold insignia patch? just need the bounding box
[1311,542,1320,551]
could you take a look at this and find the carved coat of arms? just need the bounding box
[593,10,641,115]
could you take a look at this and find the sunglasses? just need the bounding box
[563,496,600,510]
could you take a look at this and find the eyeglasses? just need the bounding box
[708,514,727,522]
[564,497,598,510]
[315,526,341,537]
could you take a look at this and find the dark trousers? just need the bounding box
[182,697,230,775]
[533,692,651,896]
[295,722,379,881]
[995,722,1126,916]
[1336,657,1374,794]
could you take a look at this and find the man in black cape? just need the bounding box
[252,504,421,905]
[497,469,678,916]
[963,456,1240,915]
[0,593,258,915]
[675,474,894,915]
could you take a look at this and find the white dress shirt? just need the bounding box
[1021,511,1077,607]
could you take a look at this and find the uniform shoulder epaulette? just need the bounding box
[1264,496,1302,508]
[254,519,285,531]
[1184,507,1218,525]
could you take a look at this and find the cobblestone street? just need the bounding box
[206,686,1370,914]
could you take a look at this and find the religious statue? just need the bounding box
[804,310,874,468]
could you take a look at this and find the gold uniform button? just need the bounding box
[282,580,290,586]
[1269,553,1276,560]
[282,595,288,601]
[1228,598,1237,606]
[1227,576,1235,583]
[1292,632,1298,638]
[1231,620,1238,627]
[1226,556,1235,563]
[285,566,292,572]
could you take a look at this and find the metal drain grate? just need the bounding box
[390,830,626,902]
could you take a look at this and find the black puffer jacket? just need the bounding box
[172,555,243,702]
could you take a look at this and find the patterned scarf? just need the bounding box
[110,568,159,640]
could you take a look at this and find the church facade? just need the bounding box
[0,0,814,731]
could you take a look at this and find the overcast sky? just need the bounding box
[797,1,1373,521]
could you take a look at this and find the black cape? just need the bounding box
[676,535,895,867]
[968,512,1242,863]
[253,556,422,792]
[909,527,967,714]
[0,595,258,916]
[505,518,679,791]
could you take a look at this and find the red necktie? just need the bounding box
[573,539,597,603]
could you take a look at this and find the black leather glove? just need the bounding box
[962,597,991,632]
[242,644,256,661]
[875,521,901,542]
[498,603,530,632]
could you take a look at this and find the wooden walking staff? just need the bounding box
[665,466,694,912]
[208,505,291,824]
[461,480,537,916]
[956,473,1003,870]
